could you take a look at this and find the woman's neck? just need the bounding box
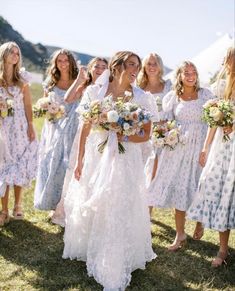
[59,71,70,82]
[145,76,164,93]
[183,86,195,94]
[111,78,132,95]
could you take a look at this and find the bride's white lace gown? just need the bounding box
[63,83,156,290]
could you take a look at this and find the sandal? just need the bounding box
[193,222,204,240]
[168,235,187,252]
[211,251,228,268]
[0,211,10,226]
[13,204,24,220]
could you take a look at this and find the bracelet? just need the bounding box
[123,135,129,142]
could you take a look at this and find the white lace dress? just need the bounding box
[148,88,214,210]
[63,84,156,291]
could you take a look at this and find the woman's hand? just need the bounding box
[223,125,233,135]
[77,66,88,84]
[27,123,36,142]
[199,150,208,167]
[74,161,83,181]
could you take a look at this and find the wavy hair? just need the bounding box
[108,51,141,82]
[0,41,23,89]
[45,49,78,91]
[137,53,164,89]
[218,47,235,100]
[174,61,200,97]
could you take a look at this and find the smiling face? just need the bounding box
[90,60,108,82]
[5,46,20,66]
[121,55,140,83]
[180,64,198,87]
[145,55,161,78]
[56,53,70,73]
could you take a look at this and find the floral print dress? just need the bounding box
[148,88,214,210]
[34,86,79,210]
[0,85,38,197]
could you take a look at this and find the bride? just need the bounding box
[63,51,157,290]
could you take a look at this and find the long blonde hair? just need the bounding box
[0,41,23,89]
[218,47,235,100]
[45,49,78,91]
[174,61,200,97]
[137,53,164,89]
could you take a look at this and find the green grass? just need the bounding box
[0,115,234,291]
[30,83,44,104]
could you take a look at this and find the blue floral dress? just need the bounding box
[0,86,38,197]
[34,86,79,210]
[148,88,214,210]
[188,128,235,231]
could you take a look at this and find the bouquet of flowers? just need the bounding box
[0,97,14,118]
[33,92,65,123]
[82,94,151,153]
[152,120,187,150]
[202,98,235,141]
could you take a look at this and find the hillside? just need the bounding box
[0,16,94,72]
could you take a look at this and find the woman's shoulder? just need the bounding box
[199,87,214,101]
[132,85,146,97]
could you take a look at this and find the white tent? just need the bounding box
[165,34,234,86]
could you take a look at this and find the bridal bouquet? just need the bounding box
[82,94,151,153]
[202,99,234,141]
[33,92,65,123]
[0,97,14,118]
[152,120,187,150]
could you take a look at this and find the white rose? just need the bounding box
[155,138,164,148]
[209,107,223,122]
[123,122,130,130]
[107,110,119,122]
[165,131,178,147]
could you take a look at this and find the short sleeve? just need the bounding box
[133,87,158,121]
[200,87,215,103]
[19,67,32,84]
[77,84,100,114]
[162,90,177,113]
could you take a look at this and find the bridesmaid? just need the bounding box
[51,57,108,225]
[34,49,85,212]
[148,61,214,251]
[188,47,235,267]
[137,53,172,187]
[0,42,38,226]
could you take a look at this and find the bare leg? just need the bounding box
[1,185,10,212]
[0,186,10,226]
[13,185,24,219]
[193,221,204,240]
[168,209,187,251]
[212,230,230,267]
[149,157,158,219]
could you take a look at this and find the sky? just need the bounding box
[1,0,234,69]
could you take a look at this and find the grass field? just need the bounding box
[0,84,234,290]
